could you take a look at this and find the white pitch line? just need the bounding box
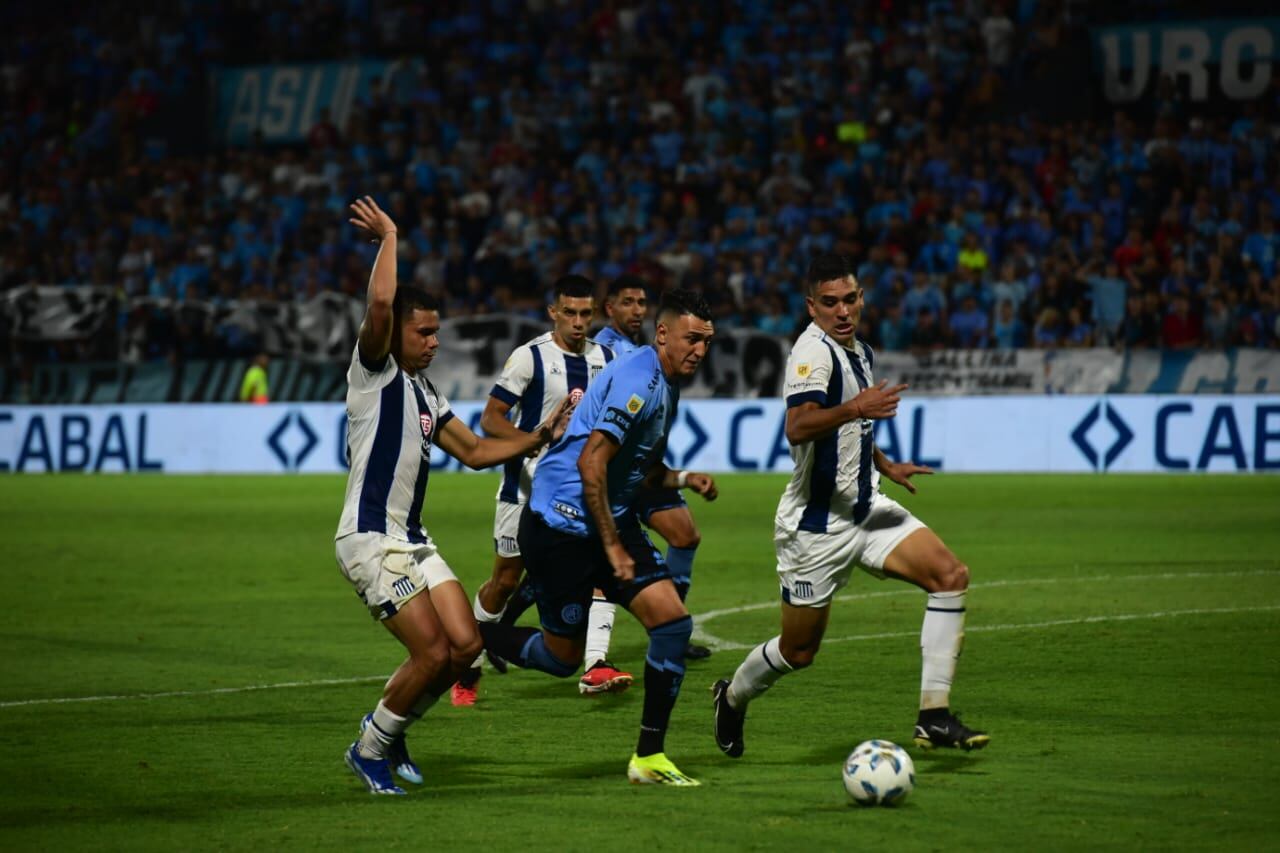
[689,568,1280,649]
[693,605,1280,652]
[2,570,1277,710]
[0,675,386,710]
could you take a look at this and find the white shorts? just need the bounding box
[493,500,524,558]
[335,532,459,621]
[775,494,926,608]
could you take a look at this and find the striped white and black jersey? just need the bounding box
[775,322,881,534]
[336,345,454,543]
[489,333,614,505]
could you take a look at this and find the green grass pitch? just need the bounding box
[1,473,1278,851]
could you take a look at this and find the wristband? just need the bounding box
[676,470,690,488]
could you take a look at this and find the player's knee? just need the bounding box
[409,637,452,675]
[935,557,969,592]
[647,614,693,659]
[669,528,701,550]
[453,631,483,667]
[542,649,579,678]
[778,637,820,670]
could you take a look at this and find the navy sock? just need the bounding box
[637,615,693,757]
[500,578,538,625]
[666,546,696,603]
[477,623,576,677]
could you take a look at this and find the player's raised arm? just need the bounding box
[349,196,398,366]
[436,395,575,470]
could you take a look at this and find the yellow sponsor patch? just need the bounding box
[796,362,811,378]
[626,394,644,414]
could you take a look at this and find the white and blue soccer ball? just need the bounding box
[843,739,915,807]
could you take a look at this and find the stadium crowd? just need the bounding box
[1,0,1278,358]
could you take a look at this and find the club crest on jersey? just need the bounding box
[796,362,811,378]
[419,413,433,438]
[569,388,584,405]
[626,393,644,414]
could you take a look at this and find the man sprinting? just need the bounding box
[712,253,989,761]
[478,289,719,785]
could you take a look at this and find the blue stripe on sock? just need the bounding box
[760,642,787,674]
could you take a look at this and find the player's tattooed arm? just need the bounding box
[578,430,635,582]
[349,196,398,365]
[785,380,907,445]
[873,446,934,495]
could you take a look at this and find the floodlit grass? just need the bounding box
[1,473,1277,851]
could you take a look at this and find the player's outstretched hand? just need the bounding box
[685,472,718,502]
[851,379,907,420]
[537,395,577,446]
[883,461,934,494]
[349,195,397,242]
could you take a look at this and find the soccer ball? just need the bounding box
[843,739,915,806]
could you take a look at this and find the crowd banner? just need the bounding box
[4,396,1278,475]
[212,59,423,144]
[1092,17,1280,103]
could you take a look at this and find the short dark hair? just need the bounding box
[806,253,857,293]
[657,288,713,324]
[553,274,595,301]
[607,274,648,300]
[392,286,439,321]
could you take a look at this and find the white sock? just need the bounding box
[920,590,967,711]
[358,700,409,758]
[474,591,505,623]
[726,635,794,710]
[468,592,506,670]
[583,598,616,670]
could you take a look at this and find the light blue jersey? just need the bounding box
[530,346,676,536]
[594,324,643,356]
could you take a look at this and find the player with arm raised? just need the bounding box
[477,289,719,785]
[451,275,630,705]
[711,253,988,761]
[595,275,712,661]
[335,196,573,795]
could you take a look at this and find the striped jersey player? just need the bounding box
[712,253,990,763]
[457,275,631,704]
[334,195,572,796]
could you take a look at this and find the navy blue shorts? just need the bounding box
[633,485,687,524]
[517,506,672,637]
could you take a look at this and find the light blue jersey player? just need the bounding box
[594,275,713,660]
[455,275,622,705]
[477,290,720,786]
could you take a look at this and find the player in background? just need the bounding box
[336,196,573,795]
[478,290,719,785]
[594,275,712,660]
[452,275,630,705]
[711,253,989,760]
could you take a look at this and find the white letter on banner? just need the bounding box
[297,69,324,137]
[226,72,262,143]
[1160,29,1211,100]
[1221,27,1272,100]
[262,68,302,138]
[1101,32,1150,102]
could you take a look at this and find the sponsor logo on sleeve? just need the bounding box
[603,407,634,429]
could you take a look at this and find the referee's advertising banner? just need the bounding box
[3,396,1278,475]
